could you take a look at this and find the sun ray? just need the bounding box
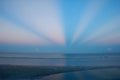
[2,0,65,46]
[71,0,105,44]
[90,32,120,45]
[81,16,120,44]
[0,18,50,45]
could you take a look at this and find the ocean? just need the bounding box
[0,53,120,80]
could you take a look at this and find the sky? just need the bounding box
[0,0,120,53]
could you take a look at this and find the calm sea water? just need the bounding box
[0,54,120,80]
[0,54,120,66]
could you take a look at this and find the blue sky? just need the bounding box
[0,0,120,53]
